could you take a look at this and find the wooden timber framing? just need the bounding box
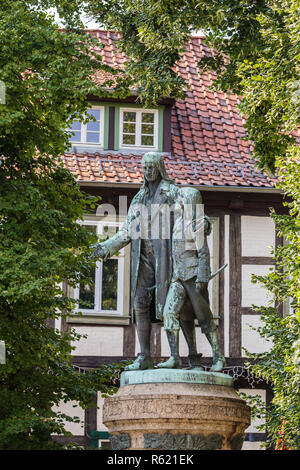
[162,105,172,153]
[107,106,115,150]
[85,394,98,439]
[229,214,242,357]
[123,323,136,357]
[241,256,276,265]
[275,229,284,317]
[218,215,225,354]
[241,307,261,315]
[45,318,55,329]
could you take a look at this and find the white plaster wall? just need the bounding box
[52,400,85,435]
[241,216,275,257]
[54,317,61,332]
[71,326,124,356]
[242,315,272,355]
[241,264,274,308]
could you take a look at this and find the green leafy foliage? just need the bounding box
[0,1,131,164]
[0,156,125,450]
[0,1,127,450]
[241,153,300,449]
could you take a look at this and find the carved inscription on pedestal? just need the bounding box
[104,396,248,424]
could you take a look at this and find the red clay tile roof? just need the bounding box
[62,30,278,188]
[60,152,275,187]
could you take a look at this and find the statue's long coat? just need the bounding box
[100,180,212,323]
[101,179,179,322]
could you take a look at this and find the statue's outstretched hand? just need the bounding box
[91,243,108,260]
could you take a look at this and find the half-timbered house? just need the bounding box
[53,31,287,450]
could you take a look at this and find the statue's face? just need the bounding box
[142,157,160,183]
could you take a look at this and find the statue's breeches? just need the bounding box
[163,278,216,333]
[133,248,156,312]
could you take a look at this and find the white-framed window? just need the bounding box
[73,218,128,317]
[119,108,158,149]
[69,107,104,146]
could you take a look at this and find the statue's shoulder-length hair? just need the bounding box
[141,152,174,188]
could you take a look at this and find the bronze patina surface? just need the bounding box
[92,152,225,372]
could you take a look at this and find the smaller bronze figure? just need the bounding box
[157,187,226,372]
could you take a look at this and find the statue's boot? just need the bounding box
[210,357,226,372]
[157,355,182,369]
[125,353,153,371]
[205,330,226,372]
[126,308,153,370]
[157,330,182,369]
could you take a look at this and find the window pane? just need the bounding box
[141,135,154,146]
[87,109,100,120]
[79,268,95,309]
[142,113,154,123]
[123,123,136,133]
[101,259,118,310]
[70,131,81,142]
[86,132,100,143]
[84,225,97,235]
[123,134,136,145]
[87,120,100,131]
[141,124,154,135]
[123,111,136,122]
[71,120,82,131]
[78,225,97,310]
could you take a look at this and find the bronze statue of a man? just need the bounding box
[92,152,225,372]
[92,152,179,370]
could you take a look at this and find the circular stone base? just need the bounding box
[120,368,233,387]
[103,369,251,450]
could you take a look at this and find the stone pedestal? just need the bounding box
[103,369,251,450]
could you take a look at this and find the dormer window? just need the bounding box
[119,108,158,150]
[69,107,104,146]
